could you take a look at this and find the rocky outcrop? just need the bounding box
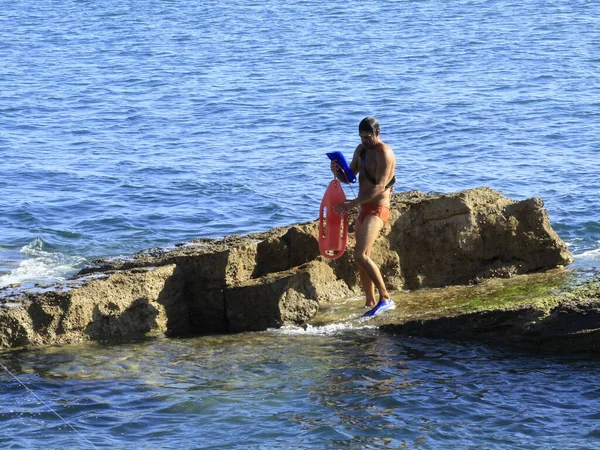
[388,189,572,288]
[0,265,186,348]
[0,187,573,350]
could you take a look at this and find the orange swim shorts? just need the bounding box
[357,203,390,225]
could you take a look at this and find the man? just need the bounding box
[332,117,397,316]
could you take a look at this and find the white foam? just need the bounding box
[572,244,600,270]
[0,238,87,288]
[577,247,600,259]
[270,321,377,336]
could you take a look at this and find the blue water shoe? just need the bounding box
[362,299,395,317]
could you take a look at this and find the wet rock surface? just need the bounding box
[0,187,578,351]
[380,274,600,354]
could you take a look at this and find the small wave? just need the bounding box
[0,238,87,288]
[570,244,600,271]
[270,321,377,336]
[578,247,600,258]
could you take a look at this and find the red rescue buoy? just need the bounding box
[319,179,348,259]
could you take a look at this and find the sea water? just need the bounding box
[2,328,600,449]
[1,0,599,448]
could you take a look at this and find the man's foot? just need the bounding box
[361,299,395,317]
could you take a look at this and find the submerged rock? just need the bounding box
[0,187,574,350]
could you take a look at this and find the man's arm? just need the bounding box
[349,146,360,176]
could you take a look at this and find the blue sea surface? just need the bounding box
[1,0,600,448]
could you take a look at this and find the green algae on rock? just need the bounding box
[380,272,600,354]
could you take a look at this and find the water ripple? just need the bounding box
[2,333,599,449]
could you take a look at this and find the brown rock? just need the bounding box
[226,261,351,332]
[0,188,574,350]
[0,265,184,348]
[387,188,572,289]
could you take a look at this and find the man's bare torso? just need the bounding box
[353,142,396,207]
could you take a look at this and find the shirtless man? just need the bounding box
[332,117,397,316]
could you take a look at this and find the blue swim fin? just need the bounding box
[362,299,395,317]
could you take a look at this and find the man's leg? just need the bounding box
[355,213,377,307]
[357,258,377,308]
[354,214,391,304]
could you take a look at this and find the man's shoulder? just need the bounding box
[376,144,395,166]
[374,142,393,154]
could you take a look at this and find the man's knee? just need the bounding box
[354,248,369,266]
